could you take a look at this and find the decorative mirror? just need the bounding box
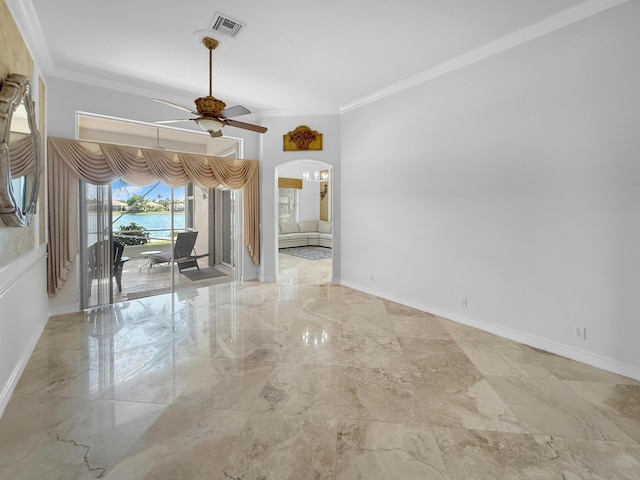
[0,73,41,227]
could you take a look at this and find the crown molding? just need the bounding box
[260,108,340,118]
[50,66,197,104]
[6,0,629,119]
[340,0,630,114]
[4,0,55,75]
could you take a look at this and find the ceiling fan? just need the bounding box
[154,37,267,137]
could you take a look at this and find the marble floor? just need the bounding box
[110,256,229,303]
[1,254,640,479]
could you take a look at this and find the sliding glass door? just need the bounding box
[211,188,236,274]
[79,179,238,308]
[80,180,188,309]
[79,181,113,309]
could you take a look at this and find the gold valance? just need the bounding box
[46,137,260,296]
[278,177,303,189]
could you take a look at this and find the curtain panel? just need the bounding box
[46,137,260,296]
[9,135,36,177]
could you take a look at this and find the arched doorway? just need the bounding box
[274,159,334,284]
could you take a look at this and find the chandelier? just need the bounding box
[302,171,329,183]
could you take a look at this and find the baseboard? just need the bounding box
[240,272,258,282]
[340,280,640,382]
[0,314,47,417]
[49,303,80,317]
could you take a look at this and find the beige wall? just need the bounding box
[0,0,38,267]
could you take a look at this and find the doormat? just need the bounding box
[182,267,227,281]
[125,275,231,300]
[279,246,332,260]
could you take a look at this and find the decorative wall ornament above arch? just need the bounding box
[283,125,323,151]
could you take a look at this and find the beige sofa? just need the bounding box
[278,220,332,248]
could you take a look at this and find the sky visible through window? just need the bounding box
[112,180,185,202]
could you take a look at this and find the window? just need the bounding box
[185,182,195,230]
[278,188,299,223]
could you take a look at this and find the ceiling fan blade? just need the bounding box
[154,119,193,124]
[153,98,198,115]
[209,130,223,138]
[218,105,251,118]
[225,119,268,133]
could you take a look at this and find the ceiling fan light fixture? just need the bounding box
[155,32,265,135]
[194,117,225,133]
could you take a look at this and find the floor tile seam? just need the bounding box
[22,348,94,361]
[192,361,278,373]
[97,394,181,407]
[101,362,167,385]
[252,410,341,423]
[560,377,640,388]
[484,376,615,414]
[337,363,415,375]
[480,398,636,443]
[396,335,457,343]
[483,395,603,418]
[558,382,640,430]
[167,398,263,412]
[3,390,82,404]
[162,403,257,416]
[532,432,640,446]
[334,416,456,432]
[340,331,401,341]
[474,372,560,381]
[90,396,175,409]
[14,391,173,410]
[210,325,281,332]
[16,383,101,400]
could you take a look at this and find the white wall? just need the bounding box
[259,115,341,283]
[47,77,262,311]
[340,2,640,379]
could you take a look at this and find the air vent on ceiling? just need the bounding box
[210,13,245,38]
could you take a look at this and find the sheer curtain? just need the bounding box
[47,137,260,296]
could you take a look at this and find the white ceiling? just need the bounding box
[16,0,595,116]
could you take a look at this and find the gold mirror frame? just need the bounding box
[0,74,41,227]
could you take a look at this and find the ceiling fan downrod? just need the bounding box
[202,37,219,98]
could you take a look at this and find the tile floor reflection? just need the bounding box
[1,253,640,479]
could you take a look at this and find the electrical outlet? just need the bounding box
[459,297,468,308]
[369,274,374,282]
[573,326,586,340]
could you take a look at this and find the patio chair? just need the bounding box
[88,239,130,293]
[153,231,207,272]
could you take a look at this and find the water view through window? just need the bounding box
[112,180,186,242]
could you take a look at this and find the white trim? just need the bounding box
[0,244,46,296]
[340,0,630,113]
[4,0,55,75]
[49,303,80,317]
[340,280,640,382]
[260,108,339,118]
[0,245,49,417]
[0,314,47,417]
[8,1,627,118]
